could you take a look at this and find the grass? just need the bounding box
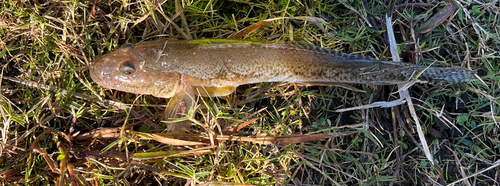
[1,0,499,185]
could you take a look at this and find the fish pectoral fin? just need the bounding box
[165,87,197,133]
[194,86,238,97]
[165,85,197,118]
[299,82,366,93]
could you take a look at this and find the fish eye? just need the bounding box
[119,61,136,75]
[119,44,134,53]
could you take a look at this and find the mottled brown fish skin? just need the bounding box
[89,39,475,98]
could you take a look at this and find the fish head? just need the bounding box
[90,43,181,98]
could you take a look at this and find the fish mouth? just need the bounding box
[89,64,109,88]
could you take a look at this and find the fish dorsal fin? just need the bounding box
[281,42,377,61]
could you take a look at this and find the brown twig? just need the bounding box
[389,106,401,186]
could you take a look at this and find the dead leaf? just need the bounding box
[229,16,328,40]
[416,2,458,34]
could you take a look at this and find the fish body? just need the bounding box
[89,39,474,98]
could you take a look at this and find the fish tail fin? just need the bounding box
[421,66,475,84]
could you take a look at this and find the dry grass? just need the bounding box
[1,0,499,185]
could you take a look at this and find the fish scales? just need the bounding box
[133,40,410,84]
